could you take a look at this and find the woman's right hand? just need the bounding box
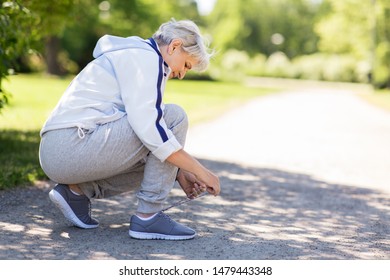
[197,168,220,196]
[166,149,221,196]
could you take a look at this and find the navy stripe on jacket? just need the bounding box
[145,38,169,142]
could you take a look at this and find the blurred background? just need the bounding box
[1,0,389,88]
[1,0,390,188]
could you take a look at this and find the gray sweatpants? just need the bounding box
[39,104,188,214]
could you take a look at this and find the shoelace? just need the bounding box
[88,200,92,221]
[161,192,208,212]
[159,212,174,224]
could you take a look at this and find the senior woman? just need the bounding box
[39,19,220,240]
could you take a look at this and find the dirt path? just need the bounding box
[0,84,389,260]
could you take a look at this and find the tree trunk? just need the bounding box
[45,36,64,75]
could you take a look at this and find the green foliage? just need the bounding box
[244,54,267,77]
[292,53,368,83]
[240,52,369,83]
[374,42,390,87]
[208,49,251,82]
[0,0,38,112]
[0,0,77,107]
[264,52,294,78]
[315,0,372,59]
[373,0,390,88]
[291,54,324,81]
[20,0,77,37]
[3,0,390,89]
[61,0,202,70]
[98,0,200,37]
[207,0,322,58]
[315,0,390,87]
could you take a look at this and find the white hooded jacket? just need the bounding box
[40,35,181,162]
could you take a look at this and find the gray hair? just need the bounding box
[152,19,214,72]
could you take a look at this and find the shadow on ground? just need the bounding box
[0,159,389,260]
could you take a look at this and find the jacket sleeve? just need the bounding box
[107,49,182,161]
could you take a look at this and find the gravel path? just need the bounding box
[187,87,390,194]
[1,84,389,260]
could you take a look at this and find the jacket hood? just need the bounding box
[93,35,152,58]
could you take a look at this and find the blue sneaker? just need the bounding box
[129,212,196,240]
[49,184,99,229]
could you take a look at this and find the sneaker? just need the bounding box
[49,184,99,229]
[129,212,196,240]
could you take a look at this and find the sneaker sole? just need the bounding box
[49,189,99,229]
[129,230,195,240]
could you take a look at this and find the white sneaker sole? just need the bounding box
[129,230,195,240]
[49,189,98,229]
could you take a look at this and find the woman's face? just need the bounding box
[162,39,198,80]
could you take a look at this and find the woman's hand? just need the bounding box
[197,169,220,196]
[176,169,206,198]
[167,149,221,197]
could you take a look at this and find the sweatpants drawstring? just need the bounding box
[77,127,86,139]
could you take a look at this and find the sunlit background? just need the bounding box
[1,0,389,87]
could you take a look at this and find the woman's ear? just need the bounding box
[169,39,183,54]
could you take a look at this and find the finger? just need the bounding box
[194,182,207,193]
[188,186,200,199]
[187,191,196,199]
[191,187,201,198]
[193,183,202,193]
[194,178,206,188]
[207,186,219,196]
[187,184,202,199]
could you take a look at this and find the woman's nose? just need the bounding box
[179,69,187,80]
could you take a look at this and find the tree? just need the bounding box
[315,0,372,60]
[1,0,79,113]
[206,0,323,58]
[315,0,390,88]
[20,0,79,75]
[373,0,390,88]
[0,0,38,112]
[61,0,202,70]
[0,0,203,113]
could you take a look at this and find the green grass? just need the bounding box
[360,89,390,112]
[0,74,71,130]
[0,74,274,189]
[165,80,273,125]
[0,130,45,188]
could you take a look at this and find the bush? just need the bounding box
[291,53,368,83]
[242,52,369,83]
[322,55,359,82]
[0,1,38,113]
[264,52,294,78]
[209,49,250,82]
[204,49,375,84]
[244,53,267,76]
[291,53,326,80]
